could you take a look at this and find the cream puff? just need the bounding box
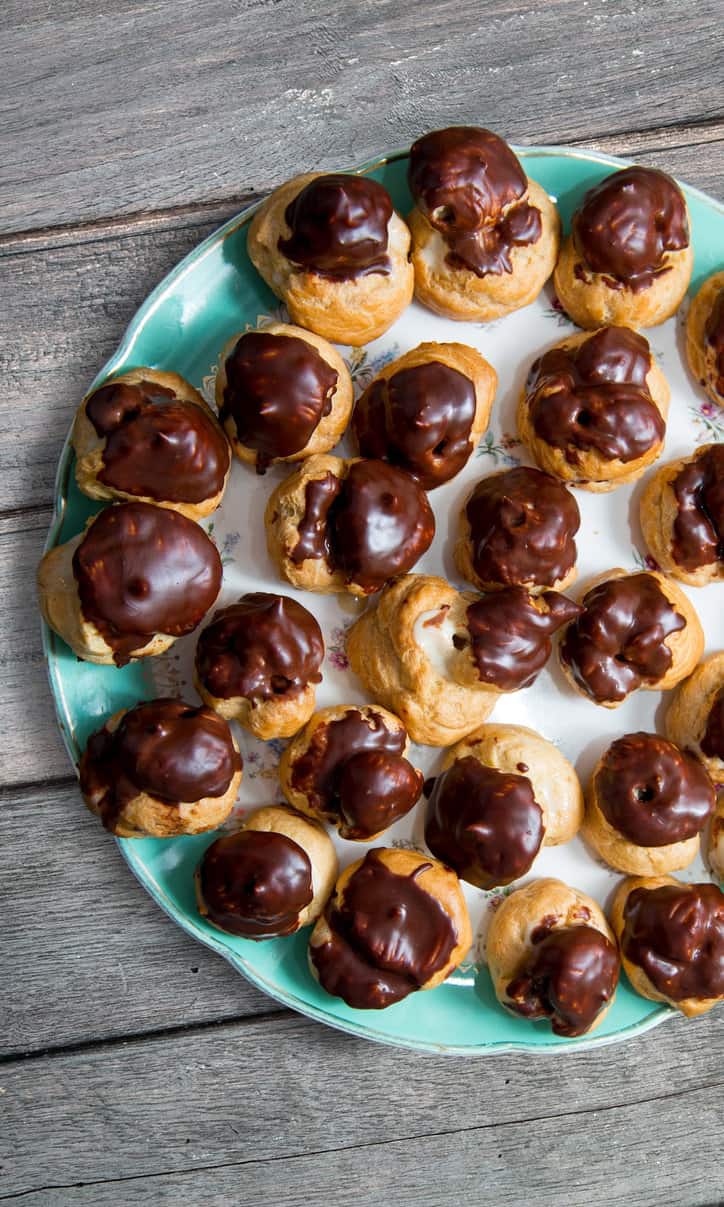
[666,652,724,782]
[639,444,724,587]
[247,172,413,345]
[685,269,724,407]
[406,126,560,321]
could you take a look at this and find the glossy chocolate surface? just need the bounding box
[195,592,324,702]
[705,288,724,396]
[408,126,542,276]
[463,586,581,690]
[310,849,457,1008]
[425,756,544,888]
[199,829,313,939]
[464,466,580,588]
[73,501,222,666]
[560,573,684,703]
[79,699,240,832]
[86,378,229,502]
[701,688,724,761]
[291,709,421,839]
[291,471,342,564]
[622,883,724,1001]
[671,444,724,571]
[573,166,689,291]
[595,732,714,846]
[506,925,620,1036]
[279,174,393,279]
[219,332,338,472]
[527,327,664,466]
[353,360,477,489]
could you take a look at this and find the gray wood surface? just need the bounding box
[2,1,723,1202]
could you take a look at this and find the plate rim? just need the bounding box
[41,142,724,1055]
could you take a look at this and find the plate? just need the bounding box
[42,145,724,1054]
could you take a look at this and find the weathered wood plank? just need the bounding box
[1,1009,722,1200]
[1,0,722,233]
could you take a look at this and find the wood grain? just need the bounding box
[1,0,722,233]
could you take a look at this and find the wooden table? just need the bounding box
[2,2,723,1202]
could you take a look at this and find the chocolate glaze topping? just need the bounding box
[195,592,324,703]
[527,327,664,467]
[560,573,684,703]
[595,732,715,847]
[622,883,724,1001]
[464,466,580,589]
[671,444,724,572]
[463,586,582,690]
[292,461,435,591]
[425,756,544,889]
[408,126,542,277]
[701,688,724,762]
[506,925,620,1036]
[199,829,313,939]
[279,174,393,280]
[353,361,477,489]
[73,501,222,666]
[291,709,421,840]
[705,289,724,397]
[79,698,241,832]
[219,332,338,473]
[573,166,689,292]
[87,379,230,502]
[310,849,457,1009]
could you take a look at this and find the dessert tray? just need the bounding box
[42,145,724,1053]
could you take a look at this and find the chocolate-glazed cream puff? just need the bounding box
[518,327,669,491]
[406,127,560,321]
[584,732,715,875]
[640,444,724,587]
[308,847,471,1009]
[666,651,724,783]
[38,501,222,666]
[353,342,497,489]
[195,593,325,740]
[79,698,242,837]
[215,323,353,473]
[72,368,231,520]
[487,878,620,1037]
[265,454,435,596]
[554,166,693,329]
[280,705,422,840]
[610,876,724,1018]
[247,173,413,345]
[686,270,724,408]
[558,569,703,707]
[196,805,337,940]
[454,466,580,594]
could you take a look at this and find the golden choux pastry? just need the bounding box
[194,592,324,740]
[79,698,242,838]
[37,500,222,666]
[308,847,472,1009]
[707,796,724,882]
[454,465,580,594]
[558,568,704,708]
[609,876,724,1018]
[264,454,434,597]
[639,444,724,587]
[583,732,715,876]
[352,341,497,489]
[247,172,413,345]
[666,651,724,783]
[406,127,560,321]
[518,327,669,491]
[72,368,231,520]
[279,703,422,841]
[486,878,620,1037]
[425,724,584,889]
[685,269,724,407]
[215,322,353,473]
[195,805,338,939]
[553,165,693,329]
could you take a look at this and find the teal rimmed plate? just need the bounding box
[42,146,724,1054]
